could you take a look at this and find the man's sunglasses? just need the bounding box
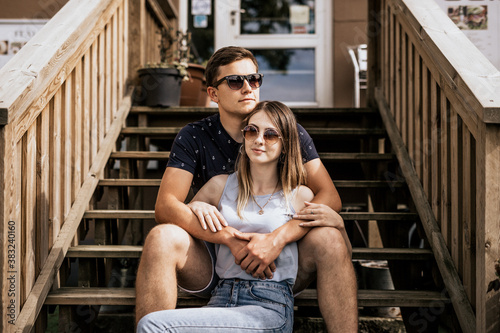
[242,125,281,145]
[212,73,264,90]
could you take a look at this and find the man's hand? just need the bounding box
[187,201,228,232]
[233,232,280,279]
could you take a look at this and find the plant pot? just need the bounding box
[137,67,183,107]
[180,64,206,106]
[357,260,401,318]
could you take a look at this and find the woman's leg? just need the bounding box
[137,280,294,333]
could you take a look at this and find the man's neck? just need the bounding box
[219,111,245,143]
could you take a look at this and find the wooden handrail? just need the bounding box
[385,0,500,123]
[0,0,121,126]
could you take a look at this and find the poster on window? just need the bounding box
[0,19,48,69]
[435,0,500,70]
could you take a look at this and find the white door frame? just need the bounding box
[214,0,333,107]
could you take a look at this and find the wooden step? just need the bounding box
[129,106,377,116]
[45,287,448,308]
[83,210,419,221]
[109,151,395,161]
[97,179,405,188]
[120,127,387,137]
[66,245,433,261]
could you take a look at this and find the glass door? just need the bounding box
[215,0,333,107]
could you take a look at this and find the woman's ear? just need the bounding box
[207,87,218,103]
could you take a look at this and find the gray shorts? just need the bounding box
[178,241,219,298]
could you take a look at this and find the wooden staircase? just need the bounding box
[45,106,454,332]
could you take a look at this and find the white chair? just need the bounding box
[347,44,368,108]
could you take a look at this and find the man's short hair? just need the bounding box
[205,46,259,87]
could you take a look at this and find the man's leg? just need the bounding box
[294,227,358,332]
[135,224,213,324]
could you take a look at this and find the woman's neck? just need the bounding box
[250,165,280,195]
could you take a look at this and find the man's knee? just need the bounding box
[301,227,349,261]
[143,224,191,256]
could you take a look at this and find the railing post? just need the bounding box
[477,123,500,333]
[367,0,382,108]
[127,0,146,87]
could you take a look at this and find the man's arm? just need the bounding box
[155,167,240,247]
[304,158,342,212]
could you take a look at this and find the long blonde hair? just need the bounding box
[236,101,306,219]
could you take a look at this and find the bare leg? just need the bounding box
[294,227,358,332]
[135,224,213,324]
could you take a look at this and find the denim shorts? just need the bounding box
[137,279,295,333]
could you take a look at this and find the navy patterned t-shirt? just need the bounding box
[167,113,319,194]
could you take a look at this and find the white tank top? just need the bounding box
[216,172,299,285]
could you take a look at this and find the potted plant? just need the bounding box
[137,28,190,107]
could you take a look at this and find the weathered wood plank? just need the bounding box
[96,179,406,189]
[63,76,73,219]
[479,125,500,333]
[22,124,37,304]
[413,48,422,180]
[401,31,407,145]
[36,106,50,274]
[108,151,396,161]
[421,65,430,197]
[83,210,419,221]
[120,127,387,137]
[83,51,91,179]
[450,107,461,272]
[65,245,433,261]
[430,76,440,220]
[461,124,474,309]
[45,287,448,308]
[440,94,450,248]
[407,41,414,163]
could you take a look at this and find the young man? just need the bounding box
[135,47,358,332]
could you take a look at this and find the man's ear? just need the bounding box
[207,87,218,103]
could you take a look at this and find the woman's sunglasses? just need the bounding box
[212,73,264,90]
[242,125,281,145]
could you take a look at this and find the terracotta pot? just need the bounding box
[180,64,206,106]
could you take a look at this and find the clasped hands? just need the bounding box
[188,200,345,279]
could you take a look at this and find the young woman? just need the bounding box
[137,101,327,332]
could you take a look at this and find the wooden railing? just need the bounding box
[369,0,500,332]
[0,0,175,332]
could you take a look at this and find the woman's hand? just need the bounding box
[294,201,345,230]
[187,201,228,232]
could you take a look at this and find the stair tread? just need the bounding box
[45,287,448,307]
[98,179,405,188]
[129,106,377,115]
[67,245,433,260]
[83,210,418,221]
[109,151,396,161]
[120,127,386,136]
